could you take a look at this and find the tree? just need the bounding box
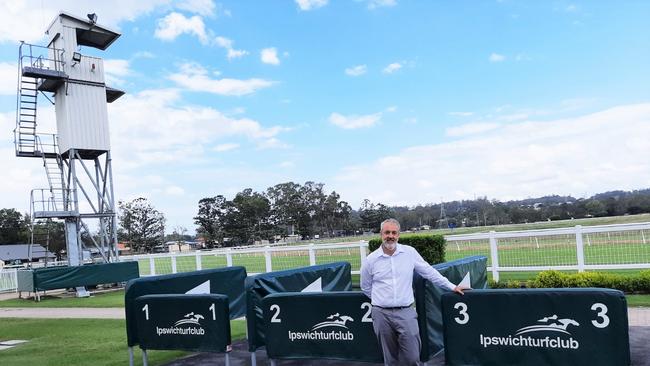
[266,182,303,237]
[359,200,393,232]
[118,198,166,253]
[194,196,229,247]
[0,208,30,244]
[223,188,275,245]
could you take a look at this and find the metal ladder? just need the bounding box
[15,73,38,155]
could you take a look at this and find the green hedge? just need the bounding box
[489,270,650,294]
[368,234,446,264]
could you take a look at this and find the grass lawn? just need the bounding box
[0,318,246,366]
[626,294,650,307]
[0,289,125,308]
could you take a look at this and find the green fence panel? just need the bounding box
[414,255,488,361]
[125,266,246,347]
[441,288,630,366]
[262,291,382,363]
[245,261,352,351]
[134,294,230,353]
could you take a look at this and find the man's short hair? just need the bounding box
[380,218,401,232]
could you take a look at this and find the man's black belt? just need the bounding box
[373,304,413,310]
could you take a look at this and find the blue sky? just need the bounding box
[0,0,649,233]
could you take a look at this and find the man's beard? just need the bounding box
[382,241,396,251]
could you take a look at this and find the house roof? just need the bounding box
[0,244,56,261]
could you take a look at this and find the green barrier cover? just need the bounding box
[246,261,352,351]
[441,288,630,366]
[414,255,488,361]
[134,294,231,353]
[262,291,383,363]
[18,261,140,291]
[125,266,246,347]
[16,269,34,292]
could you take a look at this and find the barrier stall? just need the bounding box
[414,255,488,361]
[246,262,351,353]
[262,292,382,363]
[134,294,232,365]
[441,288,630,366]
[125,266,247,365]
[17,261,139,299]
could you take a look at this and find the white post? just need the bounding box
[641,230,646,244]
[171,254,177,274]
[488,231,499,282]
[308,243,316,265]
[575,225,585,273]
[359,240,368,261]
[195,252,202,270]
[149,257,155,275]
[264,246,272,272]
[226,248,233,267]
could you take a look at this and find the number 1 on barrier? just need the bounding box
[454,302,469,325]
[142,304,149,320]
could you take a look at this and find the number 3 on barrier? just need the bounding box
[591,303,609,328]
[453,302,469,325]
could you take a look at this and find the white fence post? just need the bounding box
[359,240,368,261]
[308,244,316,266]
[171,254,177,274]
[489,231,500,282]
[575,225,585,273]
[264,246,272,272]
[149,257,156,276]
[226,249,233,267]
[195,252,202,270]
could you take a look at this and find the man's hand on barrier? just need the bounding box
[453,285,467,295]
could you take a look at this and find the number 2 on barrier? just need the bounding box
[270,304,282,323]
[361,302,372,322]
[591,303,609,328]
[142,304,149,320]
[454,302,469,325]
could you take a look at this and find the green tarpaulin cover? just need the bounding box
[17,261,139,292]
[246,261,352,351]
[414,255,488,361]
[125,266,246,347]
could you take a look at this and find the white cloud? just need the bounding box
[279,161,295,168]
[104,59,131,86]
[164,185,186,196]
[382,62,402,74]
[446,122,501,137]
[214,36,248,60]
[0,62,17,95]
[107,88,289,170]
[258,138,290,149]
[168,62,274,96]
[334,103,650,207]
[367,0,397,9]
[489,53,506,62]
[448,111,474,117]
[329,112,382,129]
[345,65,367,76]
[214,143,239,152]
[295,0,328,11]
[261,48,280,65]
[385,106,397,112]
[0,1,170,43]
[154,12,208,43]
[176,0,216,16]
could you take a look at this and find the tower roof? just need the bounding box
[46,11,121,50]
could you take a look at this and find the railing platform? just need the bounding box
[33,210,78,219]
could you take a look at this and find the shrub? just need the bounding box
[368,234,446,264]
[493,270,650,294]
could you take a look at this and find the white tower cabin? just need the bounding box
[14,12,124,290]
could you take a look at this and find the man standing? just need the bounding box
[360,218,464,366]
